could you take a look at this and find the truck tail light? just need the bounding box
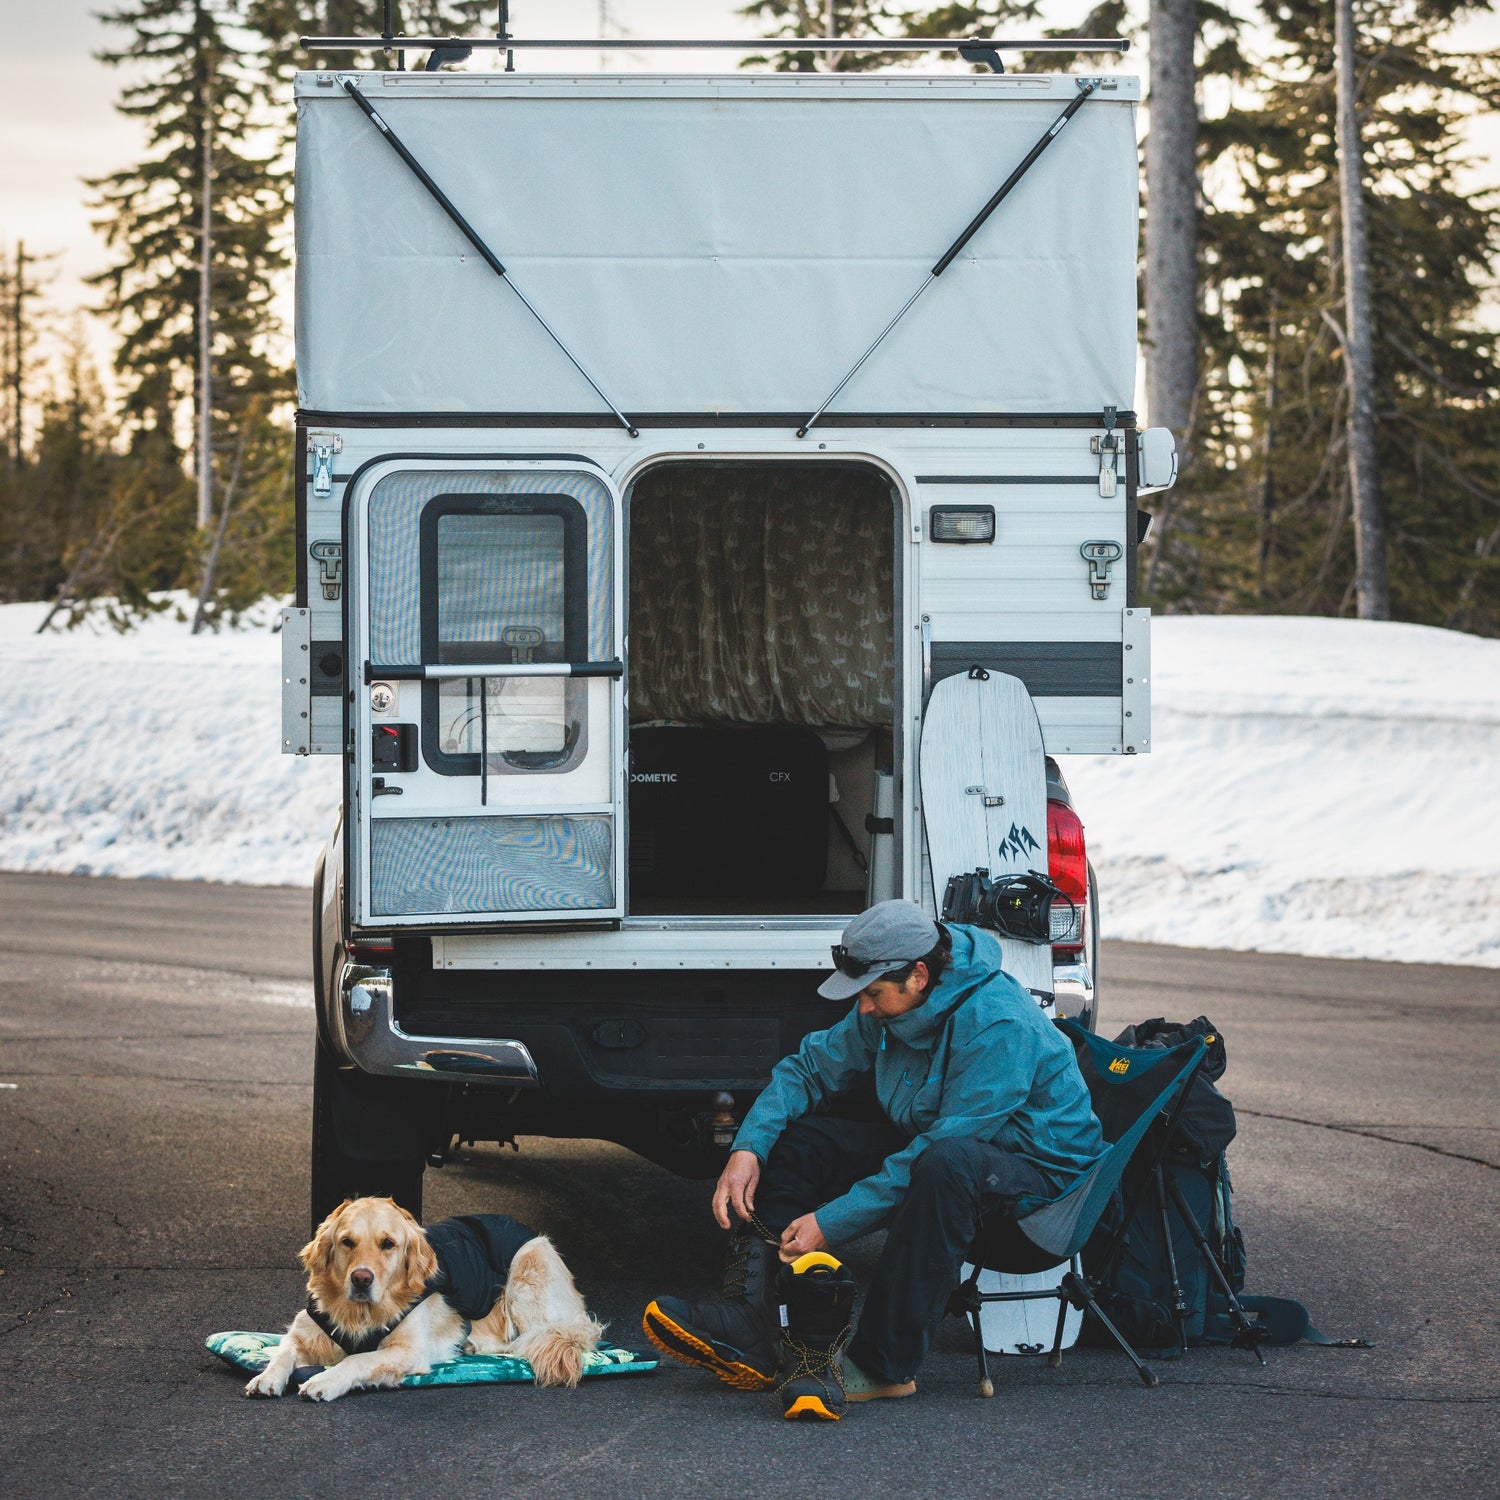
[1048,800,1088,958]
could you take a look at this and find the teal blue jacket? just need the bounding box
[731,925,1106,1246]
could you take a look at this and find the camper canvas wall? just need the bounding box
[293,71,1140,418]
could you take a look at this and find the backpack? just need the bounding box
[1080,1017,1367,1357]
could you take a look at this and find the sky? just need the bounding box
[1,1,1496,404]
[0,2,766,337]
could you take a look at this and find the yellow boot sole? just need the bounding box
[641,1301,777,1392]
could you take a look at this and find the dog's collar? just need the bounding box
[306,1293,433,1357]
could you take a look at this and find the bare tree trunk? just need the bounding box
[192,420,249,634]
[9,241,25,470]
[1257,300,1278,597]
[1144,0,1199,457]
[35,511,142,634]
[197,71,214,531]
[1333,0,1389,619]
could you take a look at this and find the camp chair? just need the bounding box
[950,1021,1207,1396]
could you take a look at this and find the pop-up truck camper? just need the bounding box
[281,36,1178,1293]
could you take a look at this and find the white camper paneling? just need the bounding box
[917,464,1135,751]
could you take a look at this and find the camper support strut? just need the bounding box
[340,81,639,438]
[796,80,1098,439]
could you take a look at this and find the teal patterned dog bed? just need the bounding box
[207,1330,657,1387]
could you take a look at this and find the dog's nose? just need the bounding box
[351,1268,374,1292]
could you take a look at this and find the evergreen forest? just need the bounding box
[1,0,1496,634]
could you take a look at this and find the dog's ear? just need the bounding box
[399,1212,439,1297]
[299,1200,351,1274]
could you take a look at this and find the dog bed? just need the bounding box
[207,1330,657,1387]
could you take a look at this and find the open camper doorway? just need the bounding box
[626,460,900,919]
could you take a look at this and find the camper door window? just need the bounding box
[418,494,589,777]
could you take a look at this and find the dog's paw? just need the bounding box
[244,1370,288,1399]
[297,1370,347,1402]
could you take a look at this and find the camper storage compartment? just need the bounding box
[629,726,829,898]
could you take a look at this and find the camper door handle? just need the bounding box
[363,660,624,683]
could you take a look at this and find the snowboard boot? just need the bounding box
[643,1229,782,1391]
[776,1251,857,1421]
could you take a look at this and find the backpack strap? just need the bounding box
[1235,1295,1373,1349]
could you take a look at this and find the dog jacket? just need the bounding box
[308,1212,538,1355]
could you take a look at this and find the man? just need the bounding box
[644,898,1105,1419]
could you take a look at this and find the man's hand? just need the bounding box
[778,1213,828,1264]
[712,1149,762,1230]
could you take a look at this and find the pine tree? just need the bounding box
[21,352,194,630]
[85,1,293,622]
[1167,0,1500,634]
[91,2,289,440]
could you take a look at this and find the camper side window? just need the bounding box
[419,496,589,776]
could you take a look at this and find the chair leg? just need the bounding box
[1153,1164,1189,1355]
[970,1307,995,1398]
[953,1266,995,1397]
[1162,1175,1269,1367]
[1062,1271,1159,1389]
[1046,1286,1070,1368]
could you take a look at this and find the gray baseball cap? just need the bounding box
[817,899,941,1001]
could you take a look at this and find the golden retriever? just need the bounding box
[245,1198,604,1402]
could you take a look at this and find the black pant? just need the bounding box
[757,1115,1049,1383]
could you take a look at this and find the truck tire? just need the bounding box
[310,1041,424,1231]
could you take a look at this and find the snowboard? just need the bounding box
[919,667,1052,998]
[920,667,1080,1356]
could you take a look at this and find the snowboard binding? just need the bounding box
[941,867,1075,945]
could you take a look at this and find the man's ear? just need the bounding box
[908,960,930,994]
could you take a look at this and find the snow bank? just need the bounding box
[1061,617,1500,968]
[0,598,339,886]
[1,602,1495,967]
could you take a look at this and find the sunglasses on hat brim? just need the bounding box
[829,945,917,979]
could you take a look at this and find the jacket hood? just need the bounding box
[880,924,1001,1049]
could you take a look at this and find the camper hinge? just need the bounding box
[1080,540,1124,600]
[310,540,344,601]
[309,433,343,497]
[1090,408,1120,498]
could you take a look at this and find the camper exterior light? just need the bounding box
[929,506,997,544]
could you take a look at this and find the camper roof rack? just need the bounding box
[301,7,1129,75]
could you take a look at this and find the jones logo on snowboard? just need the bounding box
[997,823,1040,863]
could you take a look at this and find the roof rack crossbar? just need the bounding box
[299,36,1130,57]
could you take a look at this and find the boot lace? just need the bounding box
[745,1210,782,1247]
[721,1234,753,1298]
[775,1324,851,1398]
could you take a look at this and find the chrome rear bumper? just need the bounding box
[331,963,540,1085]
[1051,959,1096,1028]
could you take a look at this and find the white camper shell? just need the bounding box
[284,66,1172,1202]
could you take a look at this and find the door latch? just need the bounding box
[502,625,544,664]
[1090,406,1120,498]
[309,433,342,497]
[1080,540,1123,600]
[310,540,343,601]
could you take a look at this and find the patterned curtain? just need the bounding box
[629,465,895,728]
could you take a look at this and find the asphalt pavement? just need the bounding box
[1,869,1496,1499]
